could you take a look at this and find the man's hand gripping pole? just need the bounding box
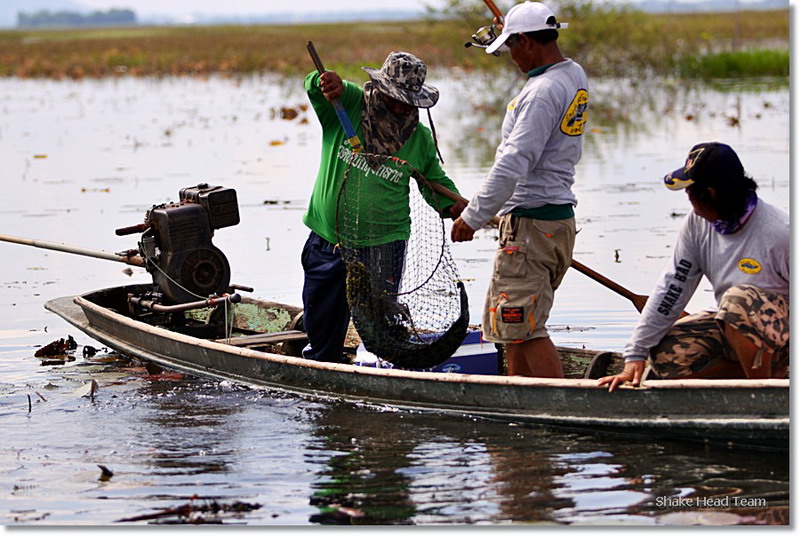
[306,41,363,153]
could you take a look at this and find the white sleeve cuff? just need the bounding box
[623,355,647,363]
[460,208,484,232]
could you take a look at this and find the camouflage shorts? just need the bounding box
[650,284,790,378]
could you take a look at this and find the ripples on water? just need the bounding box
[0,73,790,525]
[0,366,790,525]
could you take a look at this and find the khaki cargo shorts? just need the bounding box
[482,214,576,344]
[650,284,790,378]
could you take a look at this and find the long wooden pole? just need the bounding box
[427,185,678,315]
[569,259,649,313]
[306,41,363,153]
[0,233,144,267]
[458,2,687,316]
[304,40,672,317]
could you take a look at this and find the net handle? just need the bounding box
[422,180,500,227]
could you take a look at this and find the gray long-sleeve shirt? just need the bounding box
[461,59,588,230]
[623,199,790,362]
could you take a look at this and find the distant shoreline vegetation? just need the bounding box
[0,6,788,81]
[17,9,137,29]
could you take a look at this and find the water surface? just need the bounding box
[0,73,790,525]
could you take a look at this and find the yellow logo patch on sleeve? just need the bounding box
[507,96,519,112]
[561,89,588,136]
[738,258,762,274]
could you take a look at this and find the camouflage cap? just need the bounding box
[362,51,439,108]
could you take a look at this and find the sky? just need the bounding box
[68,0,776,18]
[75,0,445,17]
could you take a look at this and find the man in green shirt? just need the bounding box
[301,51,465,363]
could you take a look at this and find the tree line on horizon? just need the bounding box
[17,9,137,29]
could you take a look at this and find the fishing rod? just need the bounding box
[306,41,363,153]
[483,0,505,19]
[464,0,505,54]
[307,32,673,317]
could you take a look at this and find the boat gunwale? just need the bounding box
[41,290,789,447]
[71,292,789,392]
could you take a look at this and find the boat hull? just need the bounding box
[44,286,789,449]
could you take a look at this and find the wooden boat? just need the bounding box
[43,283,788,450]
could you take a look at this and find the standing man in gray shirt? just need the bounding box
[451,1,588,378]
[599,142,790,392]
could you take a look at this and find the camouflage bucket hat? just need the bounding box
[362,51,439,108]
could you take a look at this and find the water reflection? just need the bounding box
[0,346,789,525]
[301,402,788,525]
[305,405,421,524]
[0,72,789,525]
[436,72,789,173]
[134,379,239,476]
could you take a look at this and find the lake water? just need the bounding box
[0,72,790,525]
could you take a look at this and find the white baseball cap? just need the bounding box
[486,1,568,55]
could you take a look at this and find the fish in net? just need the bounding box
[336,151,468,369]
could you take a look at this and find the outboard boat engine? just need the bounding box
[116,183,240,304]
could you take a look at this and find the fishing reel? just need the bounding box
[116,183,243,305]
[464,23,501,55]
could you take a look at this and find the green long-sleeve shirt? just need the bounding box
[303,71,460,247]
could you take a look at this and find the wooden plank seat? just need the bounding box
[216,330,308,347]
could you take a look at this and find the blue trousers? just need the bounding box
[301,231,406,363]
[301,232,351,363]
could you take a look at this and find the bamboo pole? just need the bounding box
[0,233,144,267]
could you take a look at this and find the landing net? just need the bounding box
[336,151,468,369]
